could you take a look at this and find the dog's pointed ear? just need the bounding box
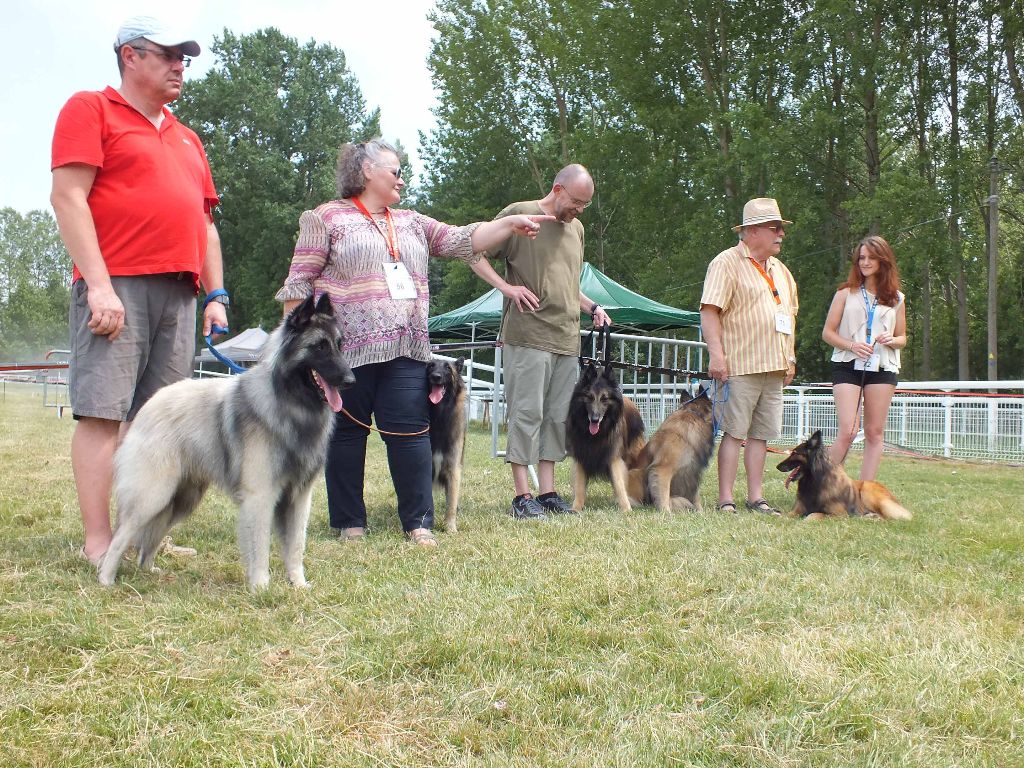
[603,362,616,381]
[454,356,465,372]
[809,430,822,448]
[287,295,318,328]
[579,362,596,383]
[314,292,334,316]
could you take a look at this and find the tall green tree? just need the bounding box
[174,28,372,330]
[0,208,71,360]
[421,0,1024,381]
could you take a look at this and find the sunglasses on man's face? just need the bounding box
[759,223,786,234]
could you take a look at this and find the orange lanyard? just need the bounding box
[351,197,401,262]
[748,257,781,305]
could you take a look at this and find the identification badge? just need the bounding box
[854,353,880,372]
[383,261,417,299]
[775,311,793,335]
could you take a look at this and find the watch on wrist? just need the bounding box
[203,289,230,309]
[590,302,600,315]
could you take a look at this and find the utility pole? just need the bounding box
[987,156,999,385]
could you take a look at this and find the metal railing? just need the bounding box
[5,333,1020,463]
[434,330,1023,463]
[782,383,1024,462]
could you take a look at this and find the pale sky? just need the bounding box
[0,0,440,214]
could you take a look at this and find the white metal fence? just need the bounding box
[781,385,1024,462]
[6,333,1022,463]
[443,330,1024,464]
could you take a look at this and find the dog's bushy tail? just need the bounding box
[876,498,912,521]
[862,480,913,521]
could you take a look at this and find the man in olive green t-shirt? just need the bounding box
[473,164,612,520]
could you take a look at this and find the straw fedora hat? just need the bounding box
[731,198,793,232]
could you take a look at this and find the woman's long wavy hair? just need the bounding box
[335,138,399,199]
[842,235,901,306]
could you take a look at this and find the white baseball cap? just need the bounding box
[113,16,201,57]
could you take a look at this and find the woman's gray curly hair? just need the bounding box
[335,138,399,199]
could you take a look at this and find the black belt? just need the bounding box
[154,271,193,281]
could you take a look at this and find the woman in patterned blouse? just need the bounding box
[277,138,549,547]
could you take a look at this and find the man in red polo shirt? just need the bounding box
[51,16,228,567]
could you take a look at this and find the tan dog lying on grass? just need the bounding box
[776,430,912,520]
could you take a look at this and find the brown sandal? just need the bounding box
[745,499,782,516]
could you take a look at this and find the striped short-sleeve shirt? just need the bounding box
[700,242,798,376]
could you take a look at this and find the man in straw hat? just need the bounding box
[51,16,227,566]
[699,198,798,515]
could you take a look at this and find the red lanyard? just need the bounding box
[748,257,781,305]
[351,197,401,262]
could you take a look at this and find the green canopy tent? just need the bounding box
[428,262,700,339]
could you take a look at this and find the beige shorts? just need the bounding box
[719,371,786,441]
[502,344,577,465]
[69,275,197,422]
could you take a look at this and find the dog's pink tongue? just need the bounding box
[784,467,800,489]
[589,420,601,435]
[315,372,344,413]
[429,385,446,405]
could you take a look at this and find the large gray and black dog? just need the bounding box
[98,294,355,591]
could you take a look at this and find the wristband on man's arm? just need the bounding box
[590,302,601,316]
[203,288,230,310]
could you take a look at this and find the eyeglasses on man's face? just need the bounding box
[559,185,592,209]
[132,45,191,68]
[758,223,786,234]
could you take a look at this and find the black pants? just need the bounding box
[325,356,433,532]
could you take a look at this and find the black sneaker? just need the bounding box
[509,494,548,520]
[537,492,578,515]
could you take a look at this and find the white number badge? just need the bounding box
[383,261,417,300]
[854,353,880,372]
[775,311,793,335]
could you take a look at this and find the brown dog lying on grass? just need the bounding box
[776,430,912,521]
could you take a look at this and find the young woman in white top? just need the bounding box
[821,236,907,480]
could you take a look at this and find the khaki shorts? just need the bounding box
[502,344,577,465]
[69,275,197,422]
[719,371,786,441]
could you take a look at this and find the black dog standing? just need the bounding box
[427,357,467,532]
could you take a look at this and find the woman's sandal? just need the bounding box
[716,502,738,513]
[745,499,782,516]
[339,527,366,542]
[406,528,438,548]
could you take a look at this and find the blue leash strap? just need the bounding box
[709,379,729,438]
[203,324,247,374]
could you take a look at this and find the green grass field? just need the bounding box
[2,386,1022,767]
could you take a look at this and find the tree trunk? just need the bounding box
[1001,1,1024,114]
[913,2,934,378]
[945,2,970,379]
[863,9,883,235]
[696,7,735,203]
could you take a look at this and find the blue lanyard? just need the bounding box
[860,285,878,344]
